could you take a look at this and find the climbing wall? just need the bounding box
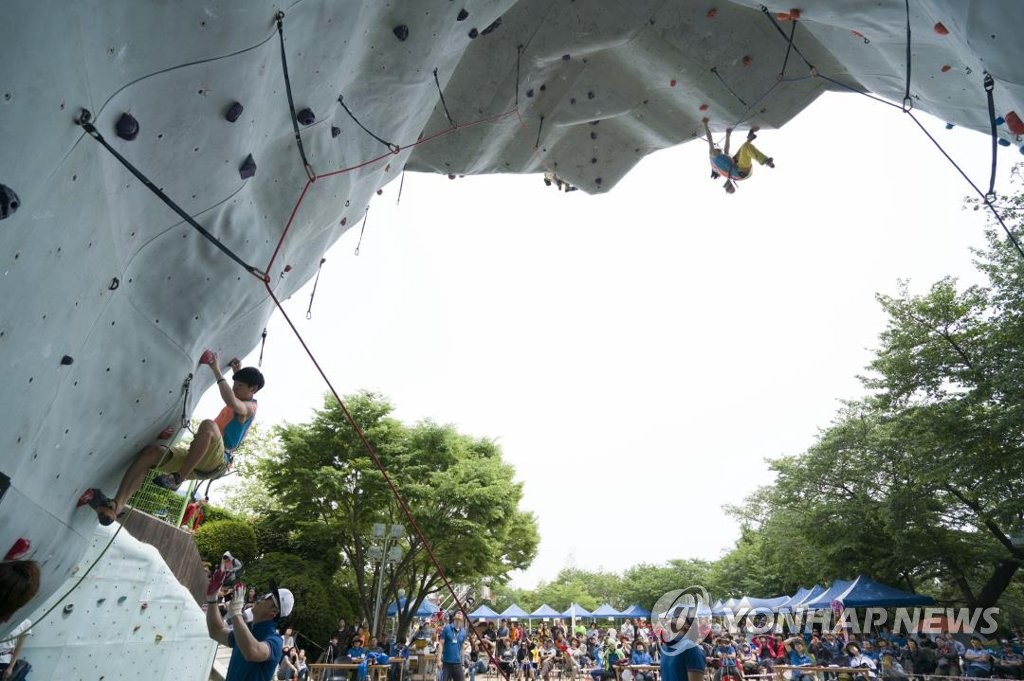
[20,523,216,681]
[1,0,1023,668]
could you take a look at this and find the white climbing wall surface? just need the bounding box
[0,0,1022,677]
[19,523,216,681]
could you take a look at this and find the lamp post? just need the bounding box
[369,523,405,638]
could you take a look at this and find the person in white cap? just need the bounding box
[205,560,295,681]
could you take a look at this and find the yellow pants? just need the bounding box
[156,436,225,477]
[734,141,769,175]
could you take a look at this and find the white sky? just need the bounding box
[200,91,1017,589]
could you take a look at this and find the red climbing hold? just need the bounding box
[1007,112,1024,136]
[199,349,214,365]
[670,79,677,87]
[158,425,175,440]
[706,8,717,19]
[4,538,30,561]
[699,103,709,111]
[789,9,801,19]
[934,22,949,35]
[283,265,293,273]
[851,30,866,40]
[742,55,752,66]
[940,65,951,73]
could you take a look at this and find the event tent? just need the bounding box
[562,603,592,618]
[777,588,809,613]
[470,604,501,619]
[804,579,856,610]
[387,598,441,617]
[530,604,561,619]
[501,604,530,619]
[830,576,935,609]
[591,603,623,618]
[621,604,652,619]
[788,585,826,610]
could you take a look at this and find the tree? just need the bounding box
[254,391,539,639]
[194,519,258,566]
[730,205,1024,608]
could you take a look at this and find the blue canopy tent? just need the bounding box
[777,588,809,613]
[501,604,530,620]
[830,576,935,609]
[591,603,623,619]
[736,596,791,615]
[562,603,592,618]
[789,585,826,611]
[470,604,501,619]
[530,604,561,620]
[711,600,728,616]
[387,597,440,617]
[804,579,856,610]
[621,604,652,619]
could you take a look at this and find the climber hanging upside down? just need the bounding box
[703,117,775,194]
[81,352,264,525]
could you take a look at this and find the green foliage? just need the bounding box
[201,502,242,524]
[248,391,539,639]
[194,519,258,566]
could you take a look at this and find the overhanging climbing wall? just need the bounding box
[1,0,1023,669]
[20,523,216,681]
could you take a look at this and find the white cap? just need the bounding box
[277,588,295,618]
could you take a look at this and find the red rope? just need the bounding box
[255,105,553,677]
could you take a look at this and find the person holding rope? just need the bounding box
[82,352,264,525]
[702,118,775,194]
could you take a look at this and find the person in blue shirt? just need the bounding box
[205,569,294,681]
[440,612,469,681]
[660,609,707,681]
[631,641,655,681]
[348,638,367,660]
[713,638,740,681]
[783,636,815,681]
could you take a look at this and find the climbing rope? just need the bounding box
[353,206,370,256]
[306,257,326,320]
[396,170,406,206]
[0,508,137,645]
[902,0,913,112]
[338,95,401,154]
[983,73,998,203]
[275,12,316,181]
[258,327,268,367]
[710,66,748,107]
[759,6,816,72]
[433,68,456,127]
[74,109,267,281]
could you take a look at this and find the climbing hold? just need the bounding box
[590,131,597,140]
[1006,111,1024,136]
[4,538,30,561]
[851,30,868,42]
[481,17,502,35]
[468,28,479,39]
[706,8,717,19]
[283,265,293,273]
[1019,145,1024,156]
[141,602,148,610]
[225,101,244,122]
[595,177,603,185]
[940,65,951,73]
[945,122,955,129]
[590,158,597,164]
[393,25,410,41]
[457,9,469,21]
[60,355,74,366]
[199,349,214,365]
[994,116,1005,126]
[587,91,595,100]
[97,598,106,605]
[526,89,534,98]
[789,9,801,19]
[331,126,341,138]
[562,54,571,61]
[376,189,383,195]
[297,108,315,125]
[340,217,347,226]
[570,98,576,105]
[999,138,1011,147]
[540,84,546,92]
[742,55,752,66]
[155,634,163,642]
[63,604,74,614]
[115,113,139,141]
[934,22,949,35]
[670,79,677,87]
[239,153,257,179]
[699,103,709,111]
[108,277,120,290]
[0,184,19,220]
[118,596,128,604]
[158,425,175,440]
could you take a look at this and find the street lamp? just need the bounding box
[370,523,405,638]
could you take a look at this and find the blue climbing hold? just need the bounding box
[999,138,1011,147]
[994,116,1005,126]
[944,122,955,129]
